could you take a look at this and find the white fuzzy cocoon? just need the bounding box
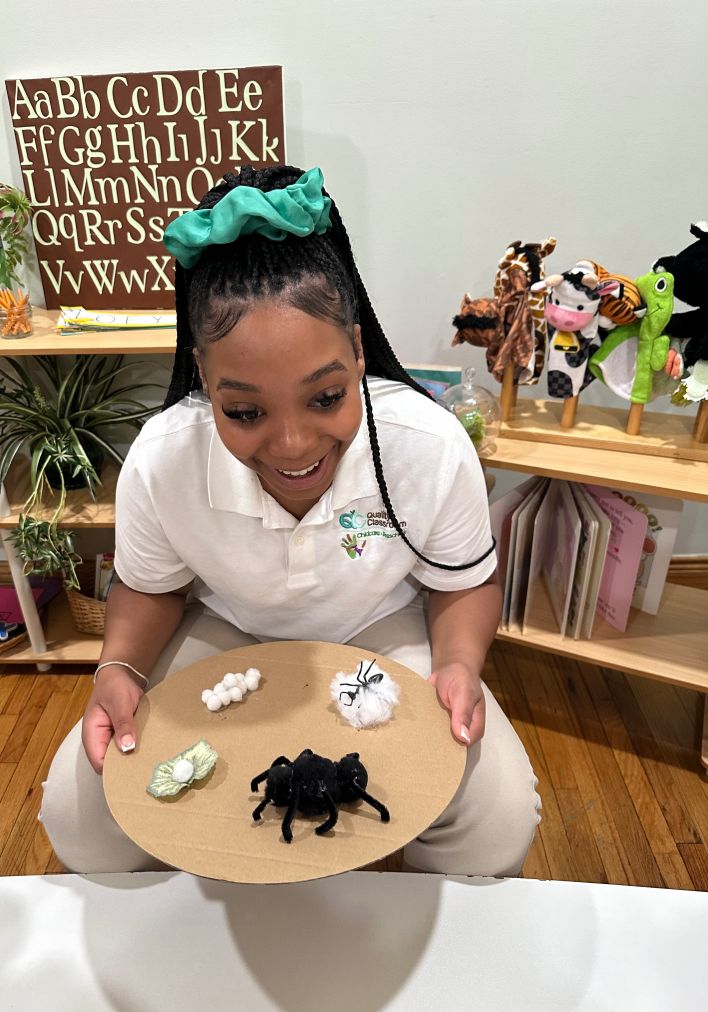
[330,663,400,729]
[203,669,261,711]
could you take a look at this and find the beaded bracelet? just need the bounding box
[94,661,149,687]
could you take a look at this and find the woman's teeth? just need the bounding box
[278,460,320,477]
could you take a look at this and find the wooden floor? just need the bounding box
[1,639,707,888]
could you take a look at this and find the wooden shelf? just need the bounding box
[497,580,708,693]
[0,458,118,529]
[481,428,708,504]
[0,309,176,356]
[6,577,706,680]
[2,594,102,664]
[500,399,708,463]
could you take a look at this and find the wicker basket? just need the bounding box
[65,562,106,636]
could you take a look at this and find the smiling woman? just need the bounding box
[40,164,542,881]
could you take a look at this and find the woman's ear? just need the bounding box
[193,348,209,398]
[353,324,365,380]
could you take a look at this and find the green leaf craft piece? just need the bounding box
[146,739,219,798]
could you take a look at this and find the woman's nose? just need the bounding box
[266,416,320,463]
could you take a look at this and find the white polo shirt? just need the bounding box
[114,377,496,642]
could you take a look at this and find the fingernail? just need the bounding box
[460,726,471,743]
[120,735,135,753]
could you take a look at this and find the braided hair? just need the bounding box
[164,164,494,572]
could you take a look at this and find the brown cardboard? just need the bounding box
[103,640,466,884]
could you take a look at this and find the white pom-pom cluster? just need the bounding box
[201,667,261,712]
[330,661,400,729]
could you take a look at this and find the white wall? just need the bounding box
[2,0,706,550]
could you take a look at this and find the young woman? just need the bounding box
[41,166,541,875]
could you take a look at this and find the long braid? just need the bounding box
[163,164,495,572]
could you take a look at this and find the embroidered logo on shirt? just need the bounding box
[338,509,366,530]
[340,533,366,559]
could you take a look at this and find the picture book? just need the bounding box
[508,479,550,631]
[574,485,612,639]
[566,485,600,640]
[586,486,648,633]
[522,480,558,634]
[594,489,683,615]
[489,475,546,605]
[542,481,582,637]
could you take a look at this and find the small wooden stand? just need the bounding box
[560,396,578,429]
[500,363,516,422]
[625,402,644,436]
[693,400,708,444]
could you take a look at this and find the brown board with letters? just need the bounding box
[6,67,284,309]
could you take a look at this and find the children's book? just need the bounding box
[508,479,550,631]
[0,578,63,625]
[566,484,599,640]
[586,485,648,633]
[489,475,546,603]
[575,485,612,639]
[542,481,582,637]
[523,480,558,634]
[596,488,683,615]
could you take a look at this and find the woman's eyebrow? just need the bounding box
[215,360,347,393]
[300,360,347,385]
[216,378,260,392]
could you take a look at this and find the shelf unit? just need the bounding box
[2,313,707,748]
[481,399,708,767]
[0,309,173,665]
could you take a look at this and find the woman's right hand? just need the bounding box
[82,667,145,774]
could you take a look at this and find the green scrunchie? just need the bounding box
[163,167,332,269]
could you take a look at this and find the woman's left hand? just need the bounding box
[428,662,486,746]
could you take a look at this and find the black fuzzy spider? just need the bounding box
[250,748,391,843]
[338,658,384,707]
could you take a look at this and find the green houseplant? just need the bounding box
[0,182,32,290]
[0,355,160,589]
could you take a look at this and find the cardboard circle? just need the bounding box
[104,640,466,884]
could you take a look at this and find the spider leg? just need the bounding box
[252,798,269,821]
[250,756,291,793]
[361,658,377,683]
[352,783,390,823]
[281,782,301,844]
[338,688,358,706]
[314,789,339,836]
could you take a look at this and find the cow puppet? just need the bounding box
[531,266,619,399]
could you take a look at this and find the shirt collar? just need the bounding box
[206,384,380,523]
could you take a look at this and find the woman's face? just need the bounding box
[195,300,365,518]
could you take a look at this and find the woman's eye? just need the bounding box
[314,388,346,409]
[222,405,263,423]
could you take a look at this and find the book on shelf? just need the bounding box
[490,478,683,640]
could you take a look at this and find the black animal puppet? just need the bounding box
[251,749,390,843]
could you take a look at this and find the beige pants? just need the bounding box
[41,598,541,876]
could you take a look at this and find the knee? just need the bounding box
[404,743,542,878]
[40,724,163,874]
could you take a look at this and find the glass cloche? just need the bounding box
[438,366,501,451]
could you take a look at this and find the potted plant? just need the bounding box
[0,354,160,594]
[0,183,33,337]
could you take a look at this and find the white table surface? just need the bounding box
[1,871,705,1011]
